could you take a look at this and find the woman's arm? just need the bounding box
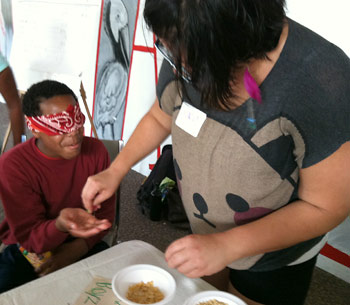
[0,67,25,145]
[82,99,172,212]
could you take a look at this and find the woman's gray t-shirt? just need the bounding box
[156,19,350,271]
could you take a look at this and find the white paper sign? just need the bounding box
[175,101,206,137]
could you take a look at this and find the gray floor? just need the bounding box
[1,102,349,304]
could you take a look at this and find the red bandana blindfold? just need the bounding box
[26,104,86,136]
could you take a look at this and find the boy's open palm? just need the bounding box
[56,208,111,238]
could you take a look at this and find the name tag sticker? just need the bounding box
[175,101,207,137]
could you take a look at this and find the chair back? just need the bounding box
[100,139,124,162]
[100,139,123,246]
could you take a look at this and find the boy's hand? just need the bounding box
[55,208,111,238]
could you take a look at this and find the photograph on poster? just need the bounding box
[93,0,138,140]
[0,0,14,108]
[0,0,13,58]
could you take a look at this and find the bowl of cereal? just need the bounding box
[112,264,176,305]
[184,291,247,305]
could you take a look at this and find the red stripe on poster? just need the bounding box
[117,0,161,171]
[153,35,159,86]
[121,0,142,140]
[90,0,105,137]
[152,34,161,160]
[133,45,157,53]
[320,243,350,267]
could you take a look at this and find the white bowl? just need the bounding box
[184,291,247,305]
[112,264,176,305]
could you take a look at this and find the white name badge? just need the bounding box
[175,101,207,137]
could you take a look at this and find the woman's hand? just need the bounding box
[165,233,232,278]
[81,167,121,213]
[56,208,111,238]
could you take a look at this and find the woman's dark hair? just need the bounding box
[22,80,78,116]
[144,0,286,109]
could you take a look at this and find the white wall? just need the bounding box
[9,0,102,135]
[285,0,350,56]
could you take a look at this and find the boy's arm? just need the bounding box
[0,166,69,254]
[35,238,89,276]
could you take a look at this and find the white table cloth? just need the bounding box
[0,240,215,304]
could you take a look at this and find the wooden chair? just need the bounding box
[0,122,12,155]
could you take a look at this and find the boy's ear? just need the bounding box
[31,130,40,139]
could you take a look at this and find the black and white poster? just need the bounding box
[93,0,138,140]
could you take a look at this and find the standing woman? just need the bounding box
[82,1,350,304]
